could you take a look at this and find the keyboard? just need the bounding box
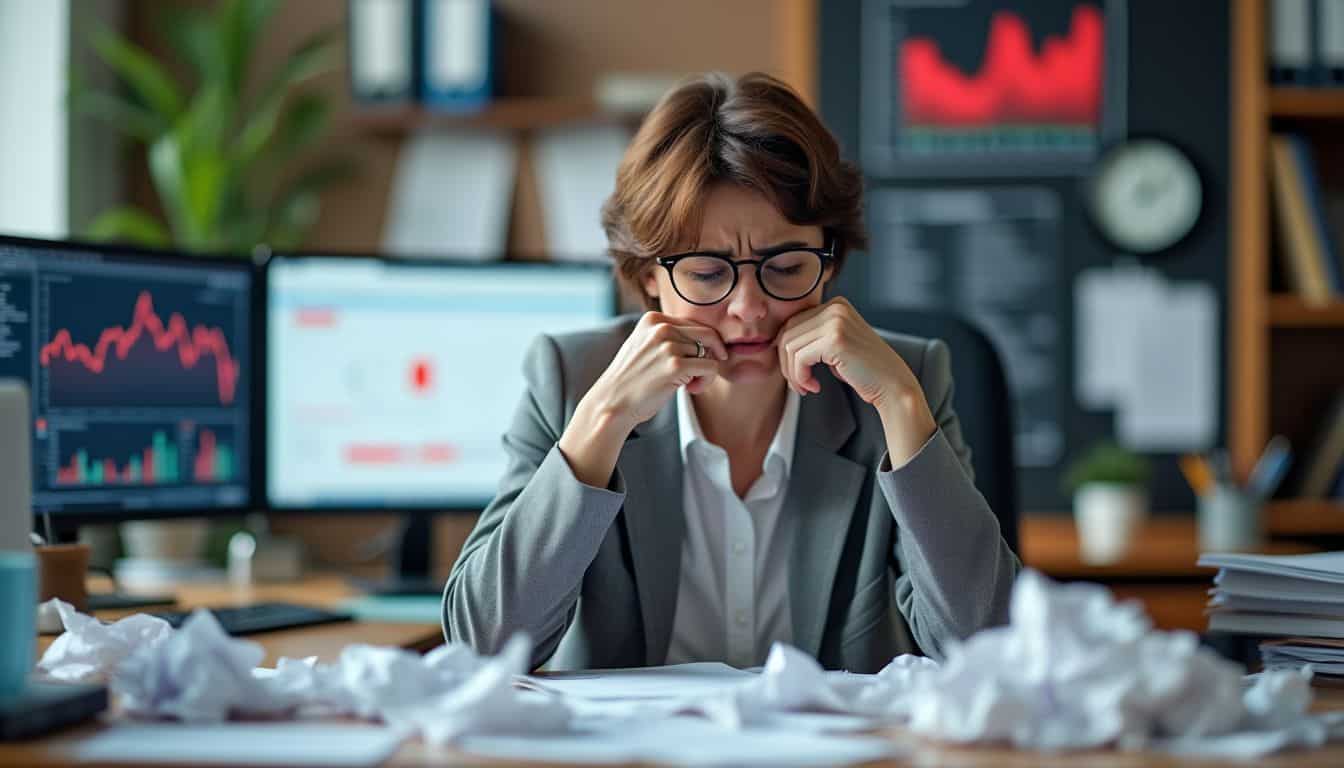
[150,602,353,636]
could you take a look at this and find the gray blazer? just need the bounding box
[442,315,1020,672]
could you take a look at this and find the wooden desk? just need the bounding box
[8,690,1344,766]
[38,574,444,666]
[10,572,1344,766]
[1020,515,1317,632]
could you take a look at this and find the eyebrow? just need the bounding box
[694,240,812,257]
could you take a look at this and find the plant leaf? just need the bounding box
[69,89,164,142]
[240,92,330,174]
[264,156,356,247]
[148,136,195,245]
[86,207,171,246]
[159,7,217,83]
[89,26,182,120]
[217,0,281,99]
[273,93,331,157]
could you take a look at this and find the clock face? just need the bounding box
[1087,139,1203,255]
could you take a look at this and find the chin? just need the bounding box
[720,359,780,384]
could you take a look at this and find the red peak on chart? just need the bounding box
[38,291,241,404]
[900,4,1103,127]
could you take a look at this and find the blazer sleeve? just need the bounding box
[878,338,1021,661]
[441,333,626,666]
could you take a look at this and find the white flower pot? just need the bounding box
[1073,483,1147,565]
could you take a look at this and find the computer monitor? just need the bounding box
[265,253,616,593]
[0,236,254,524]
[265,254,616,511]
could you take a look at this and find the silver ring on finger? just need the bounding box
[694,339,706,359]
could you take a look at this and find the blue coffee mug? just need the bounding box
[0,550,36,700]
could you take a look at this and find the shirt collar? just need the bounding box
[676,386,801,475]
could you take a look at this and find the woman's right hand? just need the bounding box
[558,313,726,487]
[586,312,728,432]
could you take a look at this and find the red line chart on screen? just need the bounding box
[39,290,242,406]
[860,0,1127,177]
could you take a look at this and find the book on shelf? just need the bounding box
[1269,0,1344,85]
[1269,134,1341,303]
[1296,392,1344,500]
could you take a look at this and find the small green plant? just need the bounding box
[72,0,352,252]
[1062,442,1151,494]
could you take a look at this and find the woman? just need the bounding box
[443,72,1019,672]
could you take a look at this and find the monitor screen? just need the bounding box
[266,256,616,508]
[0,237,253,518]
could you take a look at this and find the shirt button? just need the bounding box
[735,610,748,627]
[733,541,746,555]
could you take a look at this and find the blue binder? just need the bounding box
[417,0,494,112]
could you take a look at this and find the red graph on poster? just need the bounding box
[38,291,241,404]
[900,4,1102,127]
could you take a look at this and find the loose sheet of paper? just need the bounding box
[522,662,755,701]
[68,723,407,767]
[458,715,899,767]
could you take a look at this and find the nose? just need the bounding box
[725,263,769,322]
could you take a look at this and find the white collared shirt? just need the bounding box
[665,386,801,669]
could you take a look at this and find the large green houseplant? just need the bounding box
[74,0,352,252]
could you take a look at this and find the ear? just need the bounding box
[642,268,661,301]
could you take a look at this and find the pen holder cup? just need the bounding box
[1197,485,1262,552]
[35,543,90,612]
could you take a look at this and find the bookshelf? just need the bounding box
[348,100,630,136]
[1231,0,1344,535]
[1269,88,1344,118]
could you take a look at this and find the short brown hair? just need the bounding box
[601,72,867,309]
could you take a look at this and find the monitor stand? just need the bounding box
[357,515,444,597]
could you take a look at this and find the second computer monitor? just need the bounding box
[266,255,616,509]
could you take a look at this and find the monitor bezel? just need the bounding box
[0,233,261,526]
[258,247,621,516]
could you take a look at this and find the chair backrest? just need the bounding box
[862,309,1019,554]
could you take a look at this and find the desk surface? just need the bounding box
[38,575,444,666]
[14,574,1344,766]
[8,690,1344,767]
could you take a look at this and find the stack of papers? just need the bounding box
[1200,550,1344,675]
[1263,639,1344,675]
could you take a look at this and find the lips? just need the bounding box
[725,335,774,356]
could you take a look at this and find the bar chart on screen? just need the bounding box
[861,0,1127,177]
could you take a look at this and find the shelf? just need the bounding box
[1020,515,1315,579]
[1269,88,1344,118]
[348,99,637,135]
[1268,295,1344,327]
[1267,499,1344,535]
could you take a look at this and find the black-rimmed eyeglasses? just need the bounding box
[655,243,834,306]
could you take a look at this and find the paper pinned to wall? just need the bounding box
[533,123,630,262]
[1074,264,1218,451]
[382,129,516,260]
[1119,280,1218,450]
[1074,264,1158,410]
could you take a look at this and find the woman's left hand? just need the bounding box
[777,297,938,465]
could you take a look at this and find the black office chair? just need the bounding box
[862,309,1019,555]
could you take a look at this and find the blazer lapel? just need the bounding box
[786,372,867,657]
[615,399,684,666]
